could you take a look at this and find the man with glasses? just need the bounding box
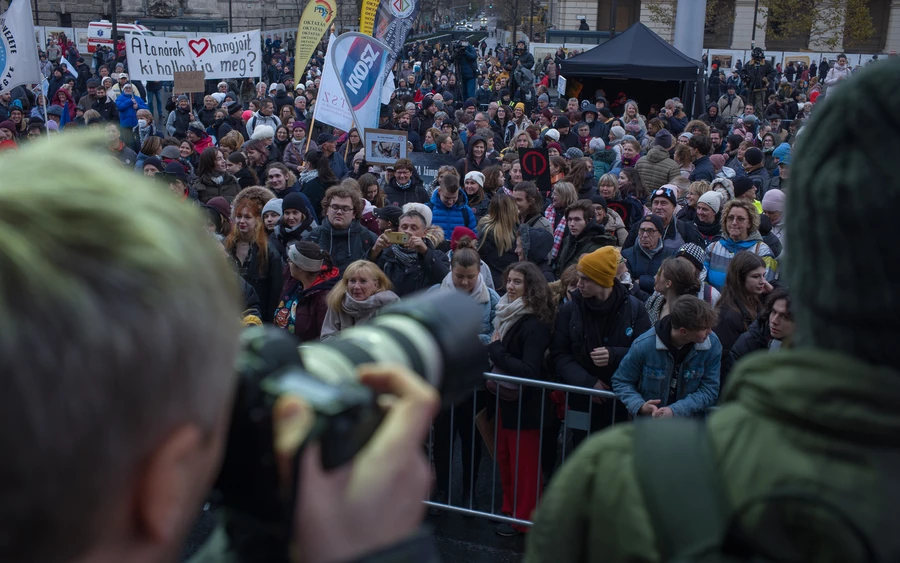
[303,184,377,272]
[623,186,703,250]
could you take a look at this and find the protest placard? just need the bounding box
[174,71,206,93]
[409,153,457,187]
[125,30,261,81]
[365,129,408,164]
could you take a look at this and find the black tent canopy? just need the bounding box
[560,22,701,82]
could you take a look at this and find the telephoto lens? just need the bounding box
[211,291,488,562]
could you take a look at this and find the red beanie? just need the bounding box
[450,226,477,251]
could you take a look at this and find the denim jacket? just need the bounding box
[611,327,722,417]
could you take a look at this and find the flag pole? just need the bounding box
[305,116,315,153]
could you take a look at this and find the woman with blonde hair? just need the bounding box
[677,180,711,222]
[477,194,521,290]
[510,131,533,151]
[320,260,399,339]
[544,181,578,260]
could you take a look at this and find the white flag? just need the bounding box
[0,0,42,95]
[313,35,354,132]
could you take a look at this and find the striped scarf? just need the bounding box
[544,205,567,259]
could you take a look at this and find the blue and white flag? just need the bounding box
[330,32,389,140]
[0,0,42,95]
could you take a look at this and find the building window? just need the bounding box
[843,0,890,53]
[596,0,641,34]
[766,1,812,51]
[704,0,735,49]
[59,13,72,26]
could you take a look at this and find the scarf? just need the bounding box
[138,123,152,146]
[299,170,319,184]
[341,291,398,319]
[423,143,437,153]
[695,214,722,238]
[544,205,567,259]
[291,137,306,146]
[493,294,531,341]
[580,281,627,375]
[440,271,489,304]
[385,243,419,268]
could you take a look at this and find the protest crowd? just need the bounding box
[2,16,899,563]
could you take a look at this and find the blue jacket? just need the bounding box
[115,94,149,129]
[611,326,722,417]
[426,189,477,239]
[621,242,675,298]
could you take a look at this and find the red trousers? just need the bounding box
[497,417,543,531]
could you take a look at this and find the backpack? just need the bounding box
[634,419,880,563]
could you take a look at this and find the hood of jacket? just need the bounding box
[466,134,487,160]
[520,225,553,263]
[724,349,900,445]
[575,220,616,245]
[296,266,341,299]
[646,146,672,164]
[592,148,616,165]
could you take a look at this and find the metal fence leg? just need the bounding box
[536,387,545,506]
[490,388,499,516]
[512,384,523,520]
[561,391,569,465]
[587,398,593,438]
[468,388,477,510]
[448,403,455,505]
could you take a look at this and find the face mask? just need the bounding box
[137,119,148,128]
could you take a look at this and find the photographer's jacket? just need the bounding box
[376,232,450,297]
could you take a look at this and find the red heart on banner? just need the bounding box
[188,38,209,57]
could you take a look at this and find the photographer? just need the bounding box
[0,137,440,563]
[741,47,775,118]
[454,40,479,101]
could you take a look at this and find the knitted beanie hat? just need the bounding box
[577,246,618,288]
[698,191,723,214]
[262,198,283,217]
[788,57,900,368]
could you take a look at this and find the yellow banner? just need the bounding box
[360,0,378,36]
[294,0,337,86]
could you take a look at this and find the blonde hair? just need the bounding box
[477,194,519,255]
[688,180,711,198]
[598,173,619,198]
[326,260,392,312]
[552,181,578,208]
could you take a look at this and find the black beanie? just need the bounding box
[283,192,308,214]
[788,57,900,369]
[640,214,665,234]
[744,147,763,167]
[589,194,608,210]
[555,116,571,128]
[733,177,754,197]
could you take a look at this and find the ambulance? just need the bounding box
[86,20,154,53]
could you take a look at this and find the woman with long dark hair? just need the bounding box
[477,195,521,290]
[713,251,772,381]
[192,146,240,203]
[487,261,554,536]
[273,241,341,341]
[300,149,339,221]
[645,257,702,323]
[563,157,597,199]
[338,128,364,170]
[225,187,284,322]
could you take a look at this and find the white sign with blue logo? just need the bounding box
[0,0,42,95]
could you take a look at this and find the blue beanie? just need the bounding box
[772,142,792,166]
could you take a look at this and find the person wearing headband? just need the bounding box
[273,241,341,341]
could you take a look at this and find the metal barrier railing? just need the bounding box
[425,371,620,529]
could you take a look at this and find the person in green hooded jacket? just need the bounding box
[525,56,900,563]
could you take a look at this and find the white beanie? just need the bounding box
[698,191,723,214]
[609,126,626,141]
[465,171,485,187]
[544,128,560,141]
[403,202,432,227]
[251,124,275,140]
[262,198,283,217]
[589,137,606,152]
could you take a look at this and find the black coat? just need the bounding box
[622,217,704,250]
[728,316,769,375]
[477,230,520,291]
[304,219,378,273]
[550,287,651,389]
[487,315,552,430]
[233,243,284,323]
[376,239,450,297]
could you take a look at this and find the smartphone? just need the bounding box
[385,231,409,245]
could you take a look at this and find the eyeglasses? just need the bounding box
[726,215,748,223]
[638,228,659,235]
[329,204,353,214]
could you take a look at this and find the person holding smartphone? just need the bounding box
[371,203,450,297]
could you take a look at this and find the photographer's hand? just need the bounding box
[291,364,440,563]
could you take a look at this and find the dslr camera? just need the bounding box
[210,291,488,562]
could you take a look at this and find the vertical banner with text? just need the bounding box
[359,0,378,36]
[293,0,336,86]
[331,32,390,142]
[371,0,421,81]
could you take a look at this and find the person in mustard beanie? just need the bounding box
[550,246,650,444]
[527,56,900,563]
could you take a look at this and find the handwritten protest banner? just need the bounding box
[126,30,261,81]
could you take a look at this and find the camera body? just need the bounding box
[210,292,488,562]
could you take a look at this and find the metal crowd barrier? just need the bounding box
[424,371,620,528]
